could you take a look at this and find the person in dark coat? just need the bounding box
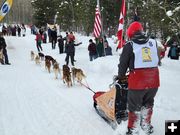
[65,37,81,66]
[116,21,160,135]
[2,25,7,36]
[168,41,180,60]
[43,31,47,43]
[11,26,16,36]
[48,27,52,43]
[104,40,112,56]
[88,39,98,61]
[0,33,11,65]
[17,25,21,37]
[51,28,57,49]
[57,35,64,54]
[96,37,104,57]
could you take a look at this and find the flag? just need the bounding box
[0,0,13,21]
[117,0,126,49]
[93,5,102,38]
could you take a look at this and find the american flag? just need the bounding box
[93,6,102,38]
[117,0,126,49]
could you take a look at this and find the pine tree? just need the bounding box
[31,0,59,27]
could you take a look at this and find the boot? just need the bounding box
[116,110,128,124]
[71,59,74,66]
[126,112,141,135]
[140,107,154,135]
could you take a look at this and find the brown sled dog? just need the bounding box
[62,65,72,87]
[45,59,51,73]
[35,54,41,65]
[30,51,35,61]
[0,49,4,64]
[71,67,86,84]
[45,55,56,65]
[53,62,61,79]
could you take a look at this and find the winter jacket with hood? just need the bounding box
[66,41,81,55]
[88,42,97,55]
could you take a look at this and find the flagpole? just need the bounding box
[97,0,100,8]
[127,0,130,26]
[97,0,106,56]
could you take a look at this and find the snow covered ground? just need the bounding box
[0,29,180,135]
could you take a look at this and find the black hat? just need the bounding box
[89,39,93,42]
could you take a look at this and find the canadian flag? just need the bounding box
[117,0,126,49]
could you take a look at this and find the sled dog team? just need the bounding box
[30,51,86,87]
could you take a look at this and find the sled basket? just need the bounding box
[93,77,128,127]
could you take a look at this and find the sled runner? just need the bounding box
[93,77,128,129]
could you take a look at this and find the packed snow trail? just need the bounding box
[0,31,180,135]
[0,35,113,135]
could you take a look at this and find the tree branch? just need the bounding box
[151,0,180,31]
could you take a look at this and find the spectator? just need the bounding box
[64,32,69,53]
[11,26,16,36]
[65,37,81,66]
[168,41,180,60]
[35,31,43,52]
[69,31,75,41]
[17,25,21,37]
[88,39,98,61]
[43,31,47,43]
[21,24,26,37]
[97,37,104,57]
[0,32,11,65]
[104,40,112,56]
[103,35,108,43]
[68,32,76,61]
[57,35,64,54]
[51,27,57,49]
[31,25,36,34]
[48,27,52,43]
[2,25,7,36]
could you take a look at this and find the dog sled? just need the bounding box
[93,76,128,129]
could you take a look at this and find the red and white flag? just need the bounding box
[93,5,102,38]
[117,0,126,49]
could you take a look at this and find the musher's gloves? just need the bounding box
[113,75,119,82]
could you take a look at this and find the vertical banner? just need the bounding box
[0,0,13,21]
